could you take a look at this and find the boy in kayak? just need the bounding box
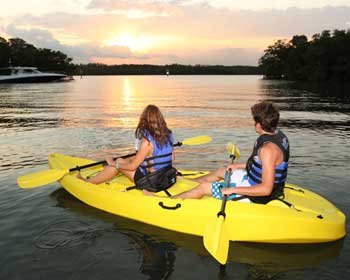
[77,104,176,191]
[174,101,290,204]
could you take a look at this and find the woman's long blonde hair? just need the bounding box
[135,105,172,147]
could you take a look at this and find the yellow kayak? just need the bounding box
[51,188,345,271]
[48,153,346,260]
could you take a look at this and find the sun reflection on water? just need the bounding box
[123,77,132,108]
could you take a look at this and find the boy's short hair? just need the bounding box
[251,102,280,132]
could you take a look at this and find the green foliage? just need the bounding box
[78,63,261,75]
[0,36,74,73]
[0,37,11,67]
[259,29,350,82]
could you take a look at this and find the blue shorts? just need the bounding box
[211,181,237,200]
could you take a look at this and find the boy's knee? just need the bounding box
[199,181,212,196]
[216,166,226,177]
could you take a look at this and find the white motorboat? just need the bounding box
[0,67,69,83]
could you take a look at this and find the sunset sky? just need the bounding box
[1,0,349,65]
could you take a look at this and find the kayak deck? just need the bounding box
[48,153,346,244]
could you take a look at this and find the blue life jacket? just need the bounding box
[246,129,290,204]
[139,132,174,175]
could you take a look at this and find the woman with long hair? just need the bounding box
[77,105,174,186]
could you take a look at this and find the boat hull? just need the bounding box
[0,74,67,83]
[48,153,346,244]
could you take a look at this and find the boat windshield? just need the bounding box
[22,69,40,74]
[0,69,11,75]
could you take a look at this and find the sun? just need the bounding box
[104,33,157,52]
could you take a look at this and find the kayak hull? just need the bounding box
[48,153,346,243]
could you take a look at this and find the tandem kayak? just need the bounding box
[51,188,345,272]
[48,153,346,262]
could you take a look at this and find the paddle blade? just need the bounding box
[182,135,212,146]
[226,142,241,160]
[203,216,230,264]
[17,169,68,188]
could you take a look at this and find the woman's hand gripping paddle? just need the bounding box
[203,142,240,264]
[17,135,212,188]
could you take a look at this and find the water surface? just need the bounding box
[0,76,349,279]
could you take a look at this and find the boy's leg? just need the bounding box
[195,166,226,183]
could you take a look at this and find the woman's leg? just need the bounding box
[195,166,226,183]
[78,166,119,184]
[118,169,136,182]
[173,181,212,199]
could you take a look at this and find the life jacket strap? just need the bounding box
[246,169,287,187]
[144,152,173,162]
[141,160,173,169]
[251,157,288,175]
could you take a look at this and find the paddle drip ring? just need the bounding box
[34,220,109,249]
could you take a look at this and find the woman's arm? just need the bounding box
[115,138,153,171]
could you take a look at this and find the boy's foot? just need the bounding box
[76,173,87,182]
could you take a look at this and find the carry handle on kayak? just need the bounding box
[158,202,181,210]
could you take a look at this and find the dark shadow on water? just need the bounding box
[260,80,350,114]
[0,116,64,130]
[50,188,344,279]
[290,82,350,97]
[279,119,350,132]
[259,80,350,135]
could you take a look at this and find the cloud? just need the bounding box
[140,5,350,39]
[6,24,62,49]
[92,47,262,66]
[181,47,263,66]
[4,24,132,63]
[207,0,350,10]
[87,0,190,12]
[3,3,350,65]
[14,5,350,39]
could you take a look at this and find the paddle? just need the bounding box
[17,135,212,189]
[203,142,240,264]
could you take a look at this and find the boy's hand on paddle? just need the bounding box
[226,163,245,171]
[221,187,234,196]
[226,163,238,171]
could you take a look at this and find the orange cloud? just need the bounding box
[2,3,350,65]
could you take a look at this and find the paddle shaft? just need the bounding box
[69,141,183,172]
[217,153,236,217]
[217,168,232,218]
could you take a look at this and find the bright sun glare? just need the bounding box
[104,34,156,52]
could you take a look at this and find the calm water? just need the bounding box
[0,75,349,279]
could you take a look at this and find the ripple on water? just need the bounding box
[0,76,349,279]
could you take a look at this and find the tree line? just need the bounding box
[0,36,260,75]
[259,29,350,82]
[79,63,261,75]
[0,37,74,73]
[3,31,350,80]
